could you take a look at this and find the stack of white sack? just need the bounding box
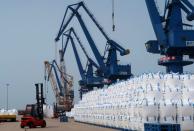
[43,105,54,118]
[0,109,18,115]
[70,73,194,131]
[66,111,74,118]
[179,74,194,130]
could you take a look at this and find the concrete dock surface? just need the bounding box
[0,117,118,131]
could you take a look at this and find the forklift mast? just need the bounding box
[35,83,45,119]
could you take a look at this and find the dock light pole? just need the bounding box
[6,83,10,110]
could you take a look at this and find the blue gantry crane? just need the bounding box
[61,27,104,97]
[55,1,132,83]
[145,0,194,73]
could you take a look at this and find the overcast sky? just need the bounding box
[0,0,194,109]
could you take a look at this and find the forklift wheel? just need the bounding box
[41,120,46,128]
[20,126,24,128]
[28,122,33,128]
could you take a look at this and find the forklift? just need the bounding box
[20,83,46,128]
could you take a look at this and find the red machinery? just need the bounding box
[20,83,46,128]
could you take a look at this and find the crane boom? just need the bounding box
[64,33,86,79]
[66,28,100,69]
[55,3,82,42]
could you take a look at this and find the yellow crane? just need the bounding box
[44,60,73,115]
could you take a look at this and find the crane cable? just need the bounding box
[112,0,115,31]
